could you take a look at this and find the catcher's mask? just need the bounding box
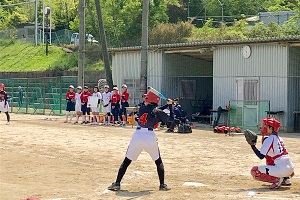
[145,91,160,104]
[260,117,281,135]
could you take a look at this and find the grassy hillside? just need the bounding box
[0,40,103,72]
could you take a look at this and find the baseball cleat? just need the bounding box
[282,177,292,186]
[74,121,78,124]
[6,122,10,125]
[108,182,120,191]
[269,178,283,189]
[159,184,171,191]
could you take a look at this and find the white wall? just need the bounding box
[213,44,289,129]
[112,51,163,105]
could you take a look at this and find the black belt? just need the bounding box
[136,127,153,131]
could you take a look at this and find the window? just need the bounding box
[236,78,259,101]
[180,80,196,99]
[243,80,258,100]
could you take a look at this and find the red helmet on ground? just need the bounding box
[261,117,281,134]
[0,83,4,88]
[145,91,160,104]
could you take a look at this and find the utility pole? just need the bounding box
[78,0,85,87]
[140,0,149,97]
[95,0,113,89]
[42,0,45,44]
[35,0,38,46]
[49,0,52,44]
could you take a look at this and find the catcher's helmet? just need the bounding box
[145,91,160,104]
[261,117,281,133]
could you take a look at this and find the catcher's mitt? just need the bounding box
[244,129,257,145]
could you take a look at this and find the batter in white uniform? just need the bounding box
[108,90,171,191]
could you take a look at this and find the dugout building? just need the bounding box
[109,36,300,132]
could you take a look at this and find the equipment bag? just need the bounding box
[178,124,192,133]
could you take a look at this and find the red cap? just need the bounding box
[0,83,4,88]
[145,91,160,104]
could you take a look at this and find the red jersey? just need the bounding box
[121,91,129,102]
[111,93,121,105]
[66,91,76,101]
[80,91,92,103]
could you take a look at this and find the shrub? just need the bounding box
[149,21,194,44]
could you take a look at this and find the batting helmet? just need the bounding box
[145,91,160,104]
[261,117,281,134]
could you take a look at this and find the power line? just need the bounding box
[0,1,35,7]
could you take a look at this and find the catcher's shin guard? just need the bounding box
[251,166,279,183]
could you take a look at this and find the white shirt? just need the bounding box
[102,91,111,105]
[75,92,81,104]
[260,134,289,162]
[92,92,102,100]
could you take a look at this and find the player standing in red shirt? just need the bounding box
[111,87,121,125]
[119,84,129,126]
[80,86,92,124]
[64,85,76,123]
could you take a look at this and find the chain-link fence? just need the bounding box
[1,76,78,115]
[0,28,74,45]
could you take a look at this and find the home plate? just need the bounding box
[101,189,111,194]
[182,182,208,187]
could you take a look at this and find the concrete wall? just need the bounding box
[0,70,105,80]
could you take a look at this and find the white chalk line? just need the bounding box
[225,194,294,200]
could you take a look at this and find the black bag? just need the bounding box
[178,123,192,133]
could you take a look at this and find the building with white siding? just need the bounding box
[109,36,300,132]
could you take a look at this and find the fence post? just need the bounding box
[59,77,62,115]
[26,79,28,114]
[11,79,14,113]
[43,78,46,115]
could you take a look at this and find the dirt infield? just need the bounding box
[0,114,299,200]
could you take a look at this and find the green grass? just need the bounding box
[0,40,104,72]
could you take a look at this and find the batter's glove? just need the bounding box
[244,129,257,145]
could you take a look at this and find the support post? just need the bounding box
[140,0,149,97]
[78,0,85,87]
